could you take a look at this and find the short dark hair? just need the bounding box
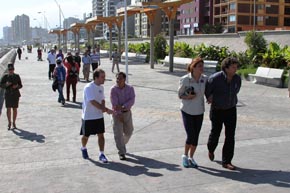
[93,68,105,80]
[221,57,239,72]
[116,72,126,80]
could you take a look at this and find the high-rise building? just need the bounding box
[213,0,290,33]
[12,14,31,44]
[63,17,81,40]
[178,0,213,35]
[3,26,13,44]
[92,0,106,37]
[134,0,163,38]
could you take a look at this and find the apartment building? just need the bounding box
[12,14,31,44]
[213,0,290,33]
[178,0,213,35]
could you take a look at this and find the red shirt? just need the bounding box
[64,61,80,79]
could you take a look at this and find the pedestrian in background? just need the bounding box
[0,64,22,130]
[56,49,64,60]
[64,54,79,102]
[17,47,22,60]
[205,57,241,170]
[90,49,101,72]
[47,49,56,80]
[178,57,207,168]
[112,48,120,73]
[110,72,135,160]
[82,50,91,82]
[80,69,113,162]
[74,51,81,68]
[53,57,66,105]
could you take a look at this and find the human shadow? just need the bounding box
[63,101,82,109]
[87,153,181,177]
[11,128,45,143]
[197,162,290,188]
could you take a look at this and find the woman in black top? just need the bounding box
[0,64,22,130]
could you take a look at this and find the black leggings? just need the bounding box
[181,111,204,146]
[48,64,56,79]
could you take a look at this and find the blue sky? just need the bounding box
[0,0,92,38]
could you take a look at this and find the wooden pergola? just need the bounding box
[117,0,192,71]
[49,0,191,72]
[70,23,87,51]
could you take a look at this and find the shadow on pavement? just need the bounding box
[87,153,181,177]
[11,128,45,143]
[197,164,290,188]
[63,101,82,109]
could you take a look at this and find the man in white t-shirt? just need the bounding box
[80,69,113,163]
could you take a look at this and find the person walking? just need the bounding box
[64,54,79,102]
[82,50,91,82]
[47,49,56,80]
[17,47,22,60]
[90,49,101,72]
[56,49,64,60]
[80,69,113,162]
[74,51,81,69]
[205,57,241,170]
[178,57,207,168]
[53,57,66,105]
[0,64,23,130]
[111,48,120,73]
[110,72,135,160]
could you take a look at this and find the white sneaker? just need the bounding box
[182,155,189,168]
[188,158,198,168]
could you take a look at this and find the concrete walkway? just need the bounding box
[0,49,290,193]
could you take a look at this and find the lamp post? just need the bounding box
[253,0,256,31]
[124,0,128,83]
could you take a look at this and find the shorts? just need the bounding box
[80,118,105,137]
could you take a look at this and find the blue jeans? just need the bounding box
[57,83,65,102]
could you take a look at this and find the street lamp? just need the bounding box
[124,0,128,83]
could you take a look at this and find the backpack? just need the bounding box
[69,66,78,77]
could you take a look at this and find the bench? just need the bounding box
[121,52,147,62]
[160,56,218,75]
[248,67,284,87]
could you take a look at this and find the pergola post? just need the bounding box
[145,10,157,69]
[162,6,177,72]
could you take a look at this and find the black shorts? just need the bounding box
[80,118,105,137]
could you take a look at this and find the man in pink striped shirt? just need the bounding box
[110,72,135,160]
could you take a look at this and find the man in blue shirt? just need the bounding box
[205,57,241,170]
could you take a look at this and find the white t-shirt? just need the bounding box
[178,73,207,115]
[82,82,105,120]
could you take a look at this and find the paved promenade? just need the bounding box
[0,49,290,193]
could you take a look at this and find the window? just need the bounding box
[229,15,236,22]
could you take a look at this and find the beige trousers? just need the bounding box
[83,64,90,80]
[112,111,134,155]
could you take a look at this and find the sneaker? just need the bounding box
[188,158,198,168]
[182,155,189,168]
[81,148,89,159]
[99,153,108,163]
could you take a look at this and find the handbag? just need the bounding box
[52,79,58,92]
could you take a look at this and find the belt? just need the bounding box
[121,110,129,113]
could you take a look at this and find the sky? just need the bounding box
[0,0,92,38]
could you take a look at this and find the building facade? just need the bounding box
[63,17,81,41]
[12,14,31,44]
[3,26,13,44]
[178,0,213,35]
[213,0,290,33]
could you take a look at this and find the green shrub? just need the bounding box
[154,34,167,60]
[244,31,267,62]
[166,42,194,58]
[237,67,257,79]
